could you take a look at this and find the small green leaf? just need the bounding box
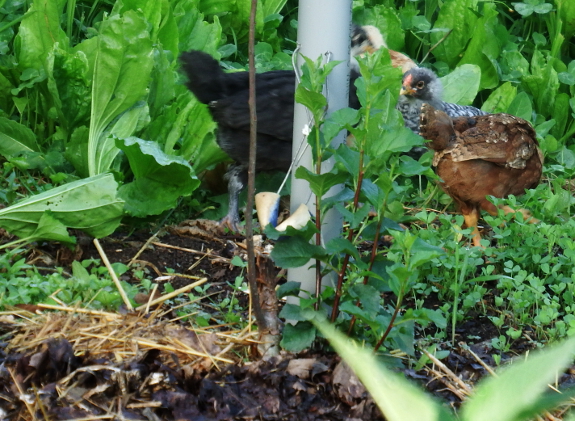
[334,202,372,230]
[295,84,326,115]
[409,238,445,268]
[280,322,316,352]
[276,282,301,298]
[279,303,314,321]
[271,236,327,268]
[513,2,535,16]
[398,156,433,177]
[325,237,360,260]
[294,166,348,197]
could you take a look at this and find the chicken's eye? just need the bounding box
[416,81,425,89]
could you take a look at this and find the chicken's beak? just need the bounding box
[364,45,377,54]
[400,86,416,96]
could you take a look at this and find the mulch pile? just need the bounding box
[0,309,383,420]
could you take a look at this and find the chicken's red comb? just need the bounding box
[403,73,413,87]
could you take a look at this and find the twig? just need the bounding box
[94,238,133,310]
[425,365,468,400]
[36,303,120,319]
[134,278,207,311]
[145,283,159,314]
[420,29,452,64]
[151,241,229,262]
[128,232,158,266]
[421,348,472,394]
[461,343,497,377]
[8,367,37,420]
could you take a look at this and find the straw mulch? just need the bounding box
[0,303,387,421]
[0,299,259,420]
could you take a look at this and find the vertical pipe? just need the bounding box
[287,0,353,303]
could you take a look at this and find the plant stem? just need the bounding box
[347,215,384,334]
[374,290,404,353]
[330,167,365,322]
[245,0,266,332]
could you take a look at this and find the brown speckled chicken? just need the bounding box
[419,103,543,247]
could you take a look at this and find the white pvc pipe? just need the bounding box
[288,0,352,303]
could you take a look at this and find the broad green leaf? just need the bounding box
[148,48,176,119]
[333,143,361,177]
[462,336,575,421]
[15,0,68,71]
[482,82,517,113]
[0,173,124,239]
[271,236,327,268]
[157,3,179,58]
[262,0,288,17]
[88,10,154,176]
[522,51,559,118]
[552,93,569,139]
[431,0,479,67]
[176,0,222,57]
[354,5,405,51]
[457,3,502,90]
[367,126,422,162]
[0,116,39,157]
[314,320,454,421]
[47,47,91,134]
[198,0,232,16]
[110,102,150,140]
[558,0,575,40]
[19,211,75,245]
[507,92,533,121]
[441,64,482,105]
[500,50,530,80]
[65,126,90,177]
[398,156,434,177]
[114,0,162,40]
[116,137,200,217]
[349,284,381,315]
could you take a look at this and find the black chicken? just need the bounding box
[398,67,488,134]
[180,25,391,231]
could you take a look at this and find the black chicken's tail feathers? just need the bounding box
[179,50,226,104]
